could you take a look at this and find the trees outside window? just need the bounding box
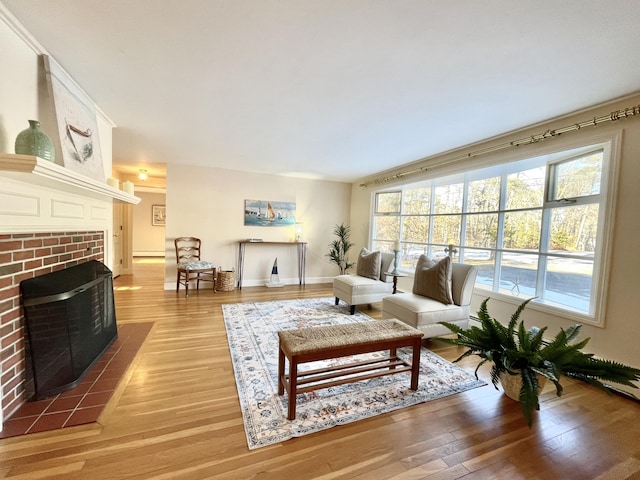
[371,140,617,323]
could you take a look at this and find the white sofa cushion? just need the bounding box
[333,274,393,300]
[382,293,470,327]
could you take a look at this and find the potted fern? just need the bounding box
[326,223,355,275]
[439,298,640,426]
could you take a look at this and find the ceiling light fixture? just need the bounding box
[138,169,148,181]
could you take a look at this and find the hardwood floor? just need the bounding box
[1,259,639,479]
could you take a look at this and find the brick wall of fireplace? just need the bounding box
[0,231,104,419]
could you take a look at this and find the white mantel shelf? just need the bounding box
[0,154,141,204]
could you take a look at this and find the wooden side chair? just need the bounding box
[175,237,216,297]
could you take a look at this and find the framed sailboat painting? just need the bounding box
[244,199,296,226]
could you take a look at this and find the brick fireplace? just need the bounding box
[0,154,140,430]
[0,231,105,420]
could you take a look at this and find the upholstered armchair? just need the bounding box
[382,255,477,338]
[333,248,395,314]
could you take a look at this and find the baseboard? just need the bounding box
[133,251,164,257]
[163,276,334,290]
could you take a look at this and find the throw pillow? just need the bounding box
[412,255,453,304]
[356,248,382,280]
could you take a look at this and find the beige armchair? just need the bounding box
[382,255,477,338]
[333,249,395,314]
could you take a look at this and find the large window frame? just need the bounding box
[371,133,620,326]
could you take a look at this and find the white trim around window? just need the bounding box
[370,131,621,327]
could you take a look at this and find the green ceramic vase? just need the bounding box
[15,120,55,162]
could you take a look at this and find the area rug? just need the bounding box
[222,297,486,450]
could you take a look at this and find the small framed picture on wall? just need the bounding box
[152,205,166,226]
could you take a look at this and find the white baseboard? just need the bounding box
[134,251,165,257]
[163,276,334,290]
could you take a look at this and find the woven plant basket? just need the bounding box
[217,269,236,291]
[499,370,547,401]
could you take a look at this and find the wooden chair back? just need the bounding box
[175,237,202,265]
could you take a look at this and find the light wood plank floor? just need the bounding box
[1,259,639,479]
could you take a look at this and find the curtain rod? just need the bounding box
[360,104,640,188]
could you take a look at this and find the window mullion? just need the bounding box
[459,178,469,262]
[427,188,435,258]
[494,172,508,291]
[537,209,552,300]
[399,190,405,248]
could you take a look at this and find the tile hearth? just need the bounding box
[1,322,152,438]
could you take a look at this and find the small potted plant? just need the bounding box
[439,298,640,426]
[326,223,355,275]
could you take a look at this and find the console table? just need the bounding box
[237,241,307,289]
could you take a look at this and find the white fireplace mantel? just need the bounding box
[0,154,141,431]
[0,154,140,204]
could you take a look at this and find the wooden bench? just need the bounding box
[277,319,424,420]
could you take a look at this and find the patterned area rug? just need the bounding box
[222,297,486,450]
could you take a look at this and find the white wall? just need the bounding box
[133,190,166,256]
[351,93,640,391]
[0,9,115,265]
[165,164,352,288]
[0,9,38,152]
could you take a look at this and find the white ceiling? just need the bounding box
[4,0,640,183]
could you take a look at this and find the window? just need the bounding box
[372,191,401,252]
[370,138,618,324]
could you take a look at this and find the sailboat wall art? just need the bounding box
[244,200,296,227]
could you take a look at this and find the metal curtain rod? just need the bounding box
[360,104,640,187]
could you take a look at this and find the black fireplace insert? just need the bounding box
[20,260,118,399]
